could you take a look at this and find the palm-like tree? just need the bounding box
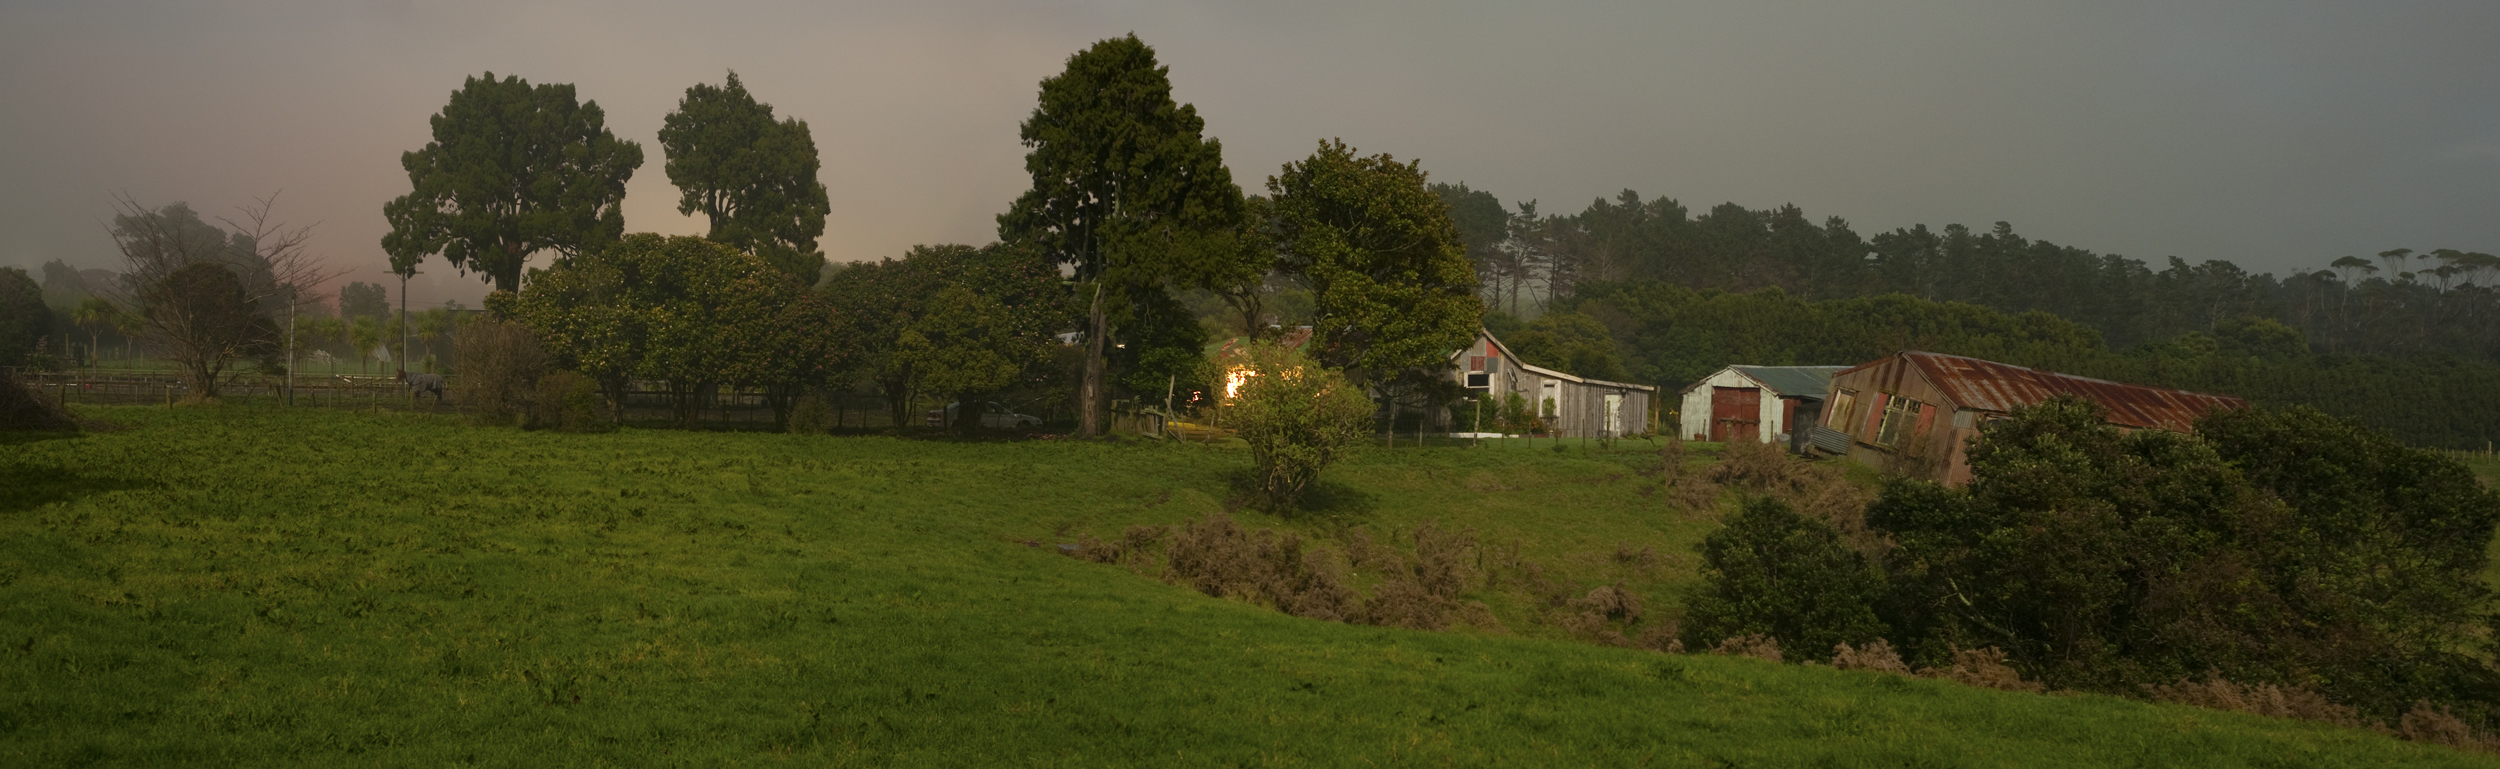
[316,317,346,373]
[349,316,381,376]
[72,296,121,372]
[416,308,449,372]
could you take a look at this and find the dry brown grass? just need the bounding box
[1162,513,1356,622]
[2397,701,2500,754]
[2141,677,2361,728]
[1705,439,1883,557]
[1711,634,1784,663]
[1831,639,1912,675]
[1920,647,2041,693]
[1649,438,1724,513]
[0,368,76,431]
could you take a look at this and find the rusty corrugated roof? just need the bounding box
[1897,351,2245,432]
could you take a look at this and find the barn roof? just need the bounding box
[1857,351,2245,432]
[1728,365,1849,399]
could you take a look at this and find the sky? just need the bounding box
[4,0,2497,308]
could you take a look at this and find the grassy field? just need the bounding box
[1,406,2487,766]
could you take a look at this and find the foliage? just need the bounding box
[783,389,836,435]
[139,262,277,401]
[0,267,48,368]
[1682,498,1887,663]
[527,370,613,433]
[1504,311,1629,381]
[1267,139,1480,382]
[515,234,817,425]
[338,281,390,319]
[998,34,1242,436]
[383,72,644,293]
[820,243,1067,432]
[450,318,550,425]
[1429,182,1511,302]
[1866,397,2500,719]
[1227,343,1373,510]
[658,71,832,283]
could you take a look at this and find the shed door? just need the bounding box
[1603,393,1623,437]
[1710,387,1761,442]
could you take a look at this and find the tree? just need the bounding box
[999,34,1243,438]
[339,282,389,319]
[1268,139,1480,383]
[0,267,49,368]
[1505,311,1629,381]
[1682,498,1888,662]
[516,234,828,425]
[1228,342,1375,511]
[382,72,644,293]
[1429,182,1510,307]
[106,194,333,400]
[72,296,124,371]
[659,71,832,283]
[348,316,381,376]
[415,308,450,372]
[821,243,1069,432]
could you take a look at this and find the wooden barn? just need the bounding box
[1677,365,1849,446]
[1449,328,1657,439]
[1811,351,2245,486]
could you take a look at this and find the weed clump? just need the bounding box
[1162,513,1354,621]
[2142,677,2360,728]
[1831,640,1911,675]
[1922,647,2041,693]
[1711,634,1784,663]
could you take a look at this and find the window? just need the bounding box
[1465,372,1490,389]
[1826,390,1857,430]
[1876,395,1921,447]
[1469,355,1485,371]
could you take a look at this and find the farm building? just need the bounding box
[1812,351,2245,486]
[1677,365,1849,446]
[1449,328,1657,439]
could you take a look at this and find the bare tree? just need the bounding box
[106,192,340,402]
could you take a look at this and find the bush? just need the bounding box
[1682,497,1887,663]
[1228,342,1374,511]
[451,318,549,425]
[530,370,613,433]
[0,367,75,431]
[785,389,837,435]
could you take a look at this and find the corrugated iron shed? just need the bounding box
[1891,351,2245,432]
[1727,365,1849,399]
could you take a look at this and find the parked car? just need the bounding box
[924,401,1044,429]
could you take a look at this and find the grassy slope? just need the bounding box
[0,408,2484,767]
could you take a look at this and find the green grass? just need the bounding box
[1,406,2486,766]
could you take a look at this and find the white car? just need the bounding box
[925,401,1044,429]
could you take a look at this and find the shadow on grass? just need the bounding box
[0,463,148,514]
[1222,469,1378,521]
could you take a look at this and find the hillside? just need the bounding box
[0,407,2487,766]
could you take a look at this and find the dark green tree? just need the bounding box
[0,267,50,368]
[1268,139,1479,383]
[1682,498,1888,662]
[1504,311,1628,381]
[999,34,1242,437]
[514,234,781,423]
[383,72,643,293]
[1429,182,1509,306]
[659,71,833,283]
[822,243,1069,432]
[338,282,390,320]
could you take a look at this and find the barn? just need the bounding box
[1812,351,2245,486]
[1449,328,1657,439]
[1676,365,1848,446]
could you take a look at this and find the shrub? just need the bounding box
[1710,634,1784,663]
[1227,342,1373,511]
[1682,497,1887,663]
[1920,647,2041,693]
[530,370,613,433]
[452,318,549,425]
[785,389,836,435]
[0,367,75,431]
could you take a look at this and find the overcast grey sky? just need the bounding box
[4,0,2496,307]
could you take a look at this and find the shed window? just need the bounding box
[1826,390,1857,430]
[1469,355,1485,372]
[1876,395,1922,447]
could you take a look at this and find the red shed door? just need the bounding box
[1710,386,1761,442]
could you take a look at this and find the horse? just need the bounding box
[400,371,445,405]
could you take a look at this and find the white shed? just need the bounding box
[1677,365,1848,444]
